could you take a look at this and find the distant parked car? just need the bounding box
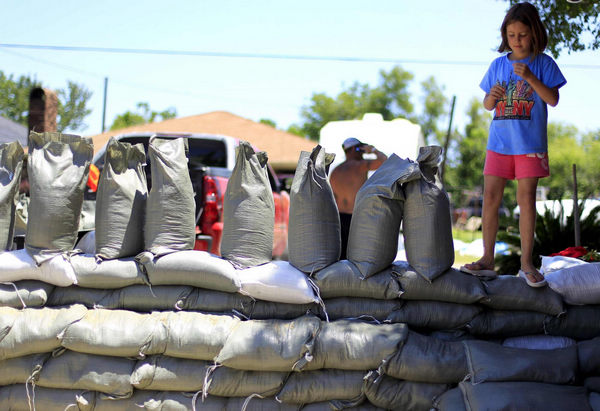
[453,196,510,227]
[85,132,290,258]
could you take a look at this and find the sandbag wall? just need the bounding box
[1,138,599,410]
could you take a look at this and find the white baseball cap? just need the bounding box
[342,137,365,151]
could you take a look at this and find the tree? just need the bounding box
[0,71,41,126]
[110,102,176,130]
[443,98,491,206]
[57,81,92,132]
[418,76,448,145]
[0,71,92,132]
[507,0,600,56]
[298,66,450,141]
[259,118,276,128]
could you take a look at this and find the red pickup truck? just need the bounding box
[86,132,290,259]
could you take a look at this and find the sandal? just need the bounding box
[518,269,547,288]
[459,262,498,278]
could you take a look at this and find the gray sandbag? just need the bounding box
[180,287,252,314]
[467,309,546,337]
[131,355,212,392]
[322,297,402,322]
[578,337,600,375]
[402,146,454,282]
[138,250,240,293]
[215,314,321,371]
[305,320,408,371]
[0,304,87,360]
[0,385,95,411]
[225,397,299,411]
[432,387,467,411]
[481,274,565,315]
[288,145,340,273]
[587,377,600,393]
[113,285,194,312]
[381,330,468,384]
[591,392,600,411]
[503,334,576,350]
[0,280,54,308]
[544,305,600,340]
[276,369,364,404]
[50,285,194,312]
[386,300,481,330]
[221,141,274,269]
[246,299,319,320]
[302,402,383,411]
[0,353,49,385]
[145,136,195,257]
[163,311,239,360]
[206,365,287,398]
[463,339,578,384]
[314,260,402,300]
[458,381,591,411]
[37,350,134,397]
[393,262,486,304]
[59,309,168,358]
[95,137,147,259]
[25,131,93,263]
[93,389,207,411]
[363,371,448,411]
[347,154,420,278]
[546,262,600,305]
[0,141,24,251]
[71,254,147,288]
[47,285,112,308]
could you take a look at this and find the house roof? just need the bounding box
[85,111,316,172]
[0,116,28,146]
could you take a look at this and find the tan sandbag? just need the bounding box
[59,309,168,358]
[25,131,93,263]
[0,304,87,360]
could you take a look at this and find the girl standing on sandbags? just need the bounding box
[460,2,566,288]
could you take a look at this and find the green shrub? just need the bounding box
[496,202,600,274]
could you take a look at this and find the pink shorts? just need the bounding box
[483,150,550,180]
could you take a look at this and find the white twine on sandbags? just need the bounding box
[242,393,266,411]
[1,281,27,308]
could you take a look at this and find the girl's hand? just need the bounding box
[513,62,533,81]
[489,84,505,100]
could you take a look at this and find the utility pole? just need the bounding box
[440,95,456,187]
[573,164,581,247]
[101,77,108,133]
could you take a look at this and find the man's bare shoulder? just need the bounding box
[331,159,368,175]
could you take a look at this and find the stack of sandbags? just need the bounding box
[1,143,600,410]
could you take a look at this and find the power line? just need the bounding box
[2,43,598,70]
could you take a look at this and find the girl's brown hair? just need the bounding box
[498,2,548,57]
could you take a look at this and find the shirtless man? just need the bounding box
[330,138,387,259]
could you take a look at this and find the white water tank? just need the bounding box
[318,113,425,170]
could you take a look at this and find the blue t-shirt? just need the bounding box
[480,53,566,155]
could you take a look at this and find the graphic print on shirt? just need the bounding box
[494,78,534,121]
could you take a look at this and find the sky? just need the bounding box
[1,0,599,139]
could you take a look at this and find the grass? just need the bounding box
[452,228,483,268]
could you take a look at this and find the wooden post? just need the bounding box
[572,164,580,247]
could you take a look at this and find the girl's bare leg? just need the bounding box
[464,175,506,271]
[517,177,545,283]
